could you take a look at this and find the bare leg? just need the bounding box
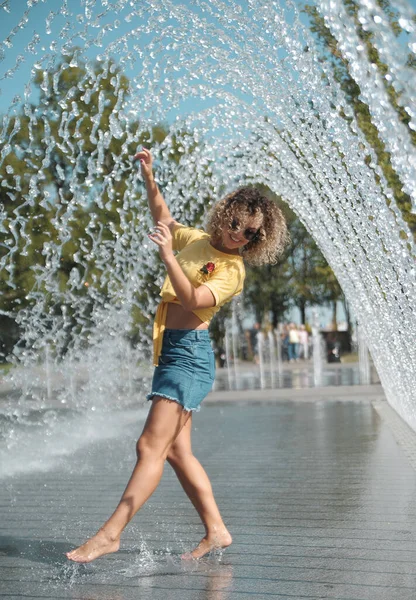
[66,398,191,563]
[166,416,232,559]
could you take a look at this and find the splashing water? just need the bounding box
[0,0,415,436]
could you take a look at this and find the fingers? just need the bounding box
[148,232,162,244]
[149,222,169,237]
[148,234,170,251]
[151,222,170,236]
[148,233,164,249]
[133,147,152,163]
[148,222,171,246]
[148,225,166,241]
[133,148,153,180]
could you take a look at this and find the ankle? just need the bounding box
[99,527,120,543]
[206,524,230,538]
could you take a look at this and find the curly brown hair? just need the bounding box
[206,187,290,266]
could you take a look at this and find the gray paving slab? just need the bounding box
[2,392,416,600]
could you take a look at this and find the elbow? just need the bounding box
[181,298,198,312]
[178,286,216,312]
[181,291,203,312]
[182,295,216,312]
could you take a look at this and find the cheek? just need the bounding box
[225,230,236,243]
[222,228,231,241]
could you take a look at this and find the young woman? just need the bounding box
[67,147,288,563]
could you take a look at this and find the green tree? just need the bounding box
[0,51,209,359]
[285,217,325,325]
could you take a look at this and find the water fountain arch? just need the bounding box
[0,0,415,430]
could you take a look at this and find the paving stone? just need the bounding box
[1,396,416,600]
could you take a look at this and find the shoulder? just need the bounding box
[173,223,210,241]
[172,223,210,251]
[223,255,245,278]
[213,254,245,277]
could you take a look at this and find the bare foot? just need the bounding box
[66,529,120,563]
[182,528,232,560]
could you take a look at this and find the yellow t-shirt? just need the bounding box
[152,224,245,365]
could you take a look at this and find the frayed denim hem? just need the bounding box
[146,392,201,413]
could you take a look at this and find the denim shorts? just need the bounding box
[146,329,216,412]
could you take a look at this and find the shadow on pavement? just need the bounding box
[0,534,69,566]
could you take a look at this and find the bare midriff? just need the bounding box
[165,302,209,330]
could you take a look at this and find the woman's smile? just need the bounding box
[224,231,245,249]
[229,233,241,243]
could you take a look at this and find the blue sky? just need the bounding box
[0,0,305,137]
[1,0,414,117]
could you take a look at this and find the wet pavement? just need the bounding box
[2,386,416,600]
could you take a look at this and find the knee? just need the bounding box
[136,435,166,461]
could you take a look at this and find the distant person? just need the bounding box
[66,147,289,563]
[288,322,300,362]
[280,323,289,361]
[250,322,261,364]
[326,333,341,363]
[298,324,309,360]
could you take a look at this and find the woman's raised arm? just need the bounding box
[133,147,177,230]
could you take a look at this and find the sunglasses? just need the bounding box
[231,217,260,242]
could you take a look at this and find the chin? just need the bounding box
[225,241,240,250]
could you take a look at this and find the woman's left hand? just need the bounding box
[148,221,174,262]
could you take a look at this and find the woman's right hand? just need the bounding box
[133,147,153,180]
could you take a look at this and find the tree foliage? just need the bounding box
[302,0,416,238]
[0,51,206,358]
